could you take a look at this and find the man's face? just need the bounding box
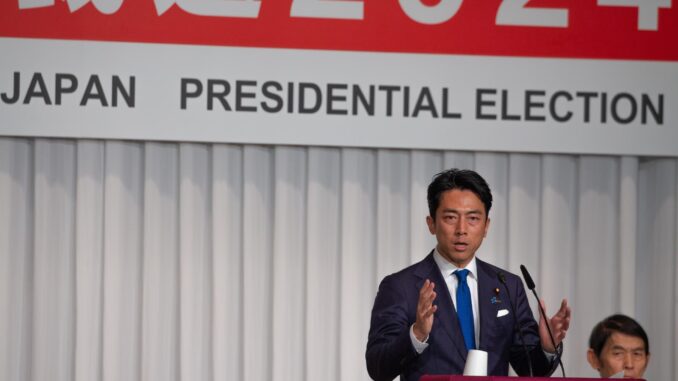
[426,189,489,268]
[587,332,649,378]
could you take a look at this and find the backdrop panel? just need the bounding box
[1,137,676,380]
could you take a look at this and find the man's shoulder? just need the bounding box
[476,258,522,284]
[381,251,436,282]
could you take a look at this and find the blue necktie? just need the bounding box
[455,269,476,350]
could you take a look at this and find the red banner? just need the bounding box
[1,0,677,61]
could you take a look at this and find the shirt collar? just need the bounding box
[432,248,477,280]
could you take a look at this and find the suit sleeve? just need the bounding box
[508,277,558,377]
[365,275,420,381]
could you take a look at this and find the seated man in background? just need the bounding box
[587,314,650,379]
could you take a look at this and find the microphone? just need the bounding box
[519,264,566,378]
[497,271,533,377]
[519,264,536,290]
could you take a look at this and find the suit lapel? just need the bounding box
[415,252,467,361]
[476,259,501,351]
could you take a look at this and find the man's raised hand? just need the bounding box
[413,279,437,342]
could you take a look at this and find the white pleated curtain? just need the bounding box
[0,137,676,381]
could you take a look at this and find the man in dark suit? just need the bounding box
[366,169,571,381]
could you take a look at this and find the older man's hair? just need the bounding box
[589,314,649,357]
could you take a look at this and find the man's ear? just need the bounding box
[426,215,435,235]
[586,349,601,371]
[483,217,490,237]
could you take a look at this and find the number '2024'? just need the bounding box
[19,0,670,31]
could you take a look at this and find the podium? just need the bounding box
[420,377,645,381]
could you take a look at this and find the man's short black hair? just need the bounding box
[589,314,650,357]
[427,168,493,218]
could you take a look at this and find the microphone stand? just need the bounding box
[520,264,566,378]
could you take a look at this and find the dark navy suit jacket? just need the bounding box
[365,252,556,381]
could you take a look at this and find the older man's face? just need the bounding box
[588,332,649,378]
